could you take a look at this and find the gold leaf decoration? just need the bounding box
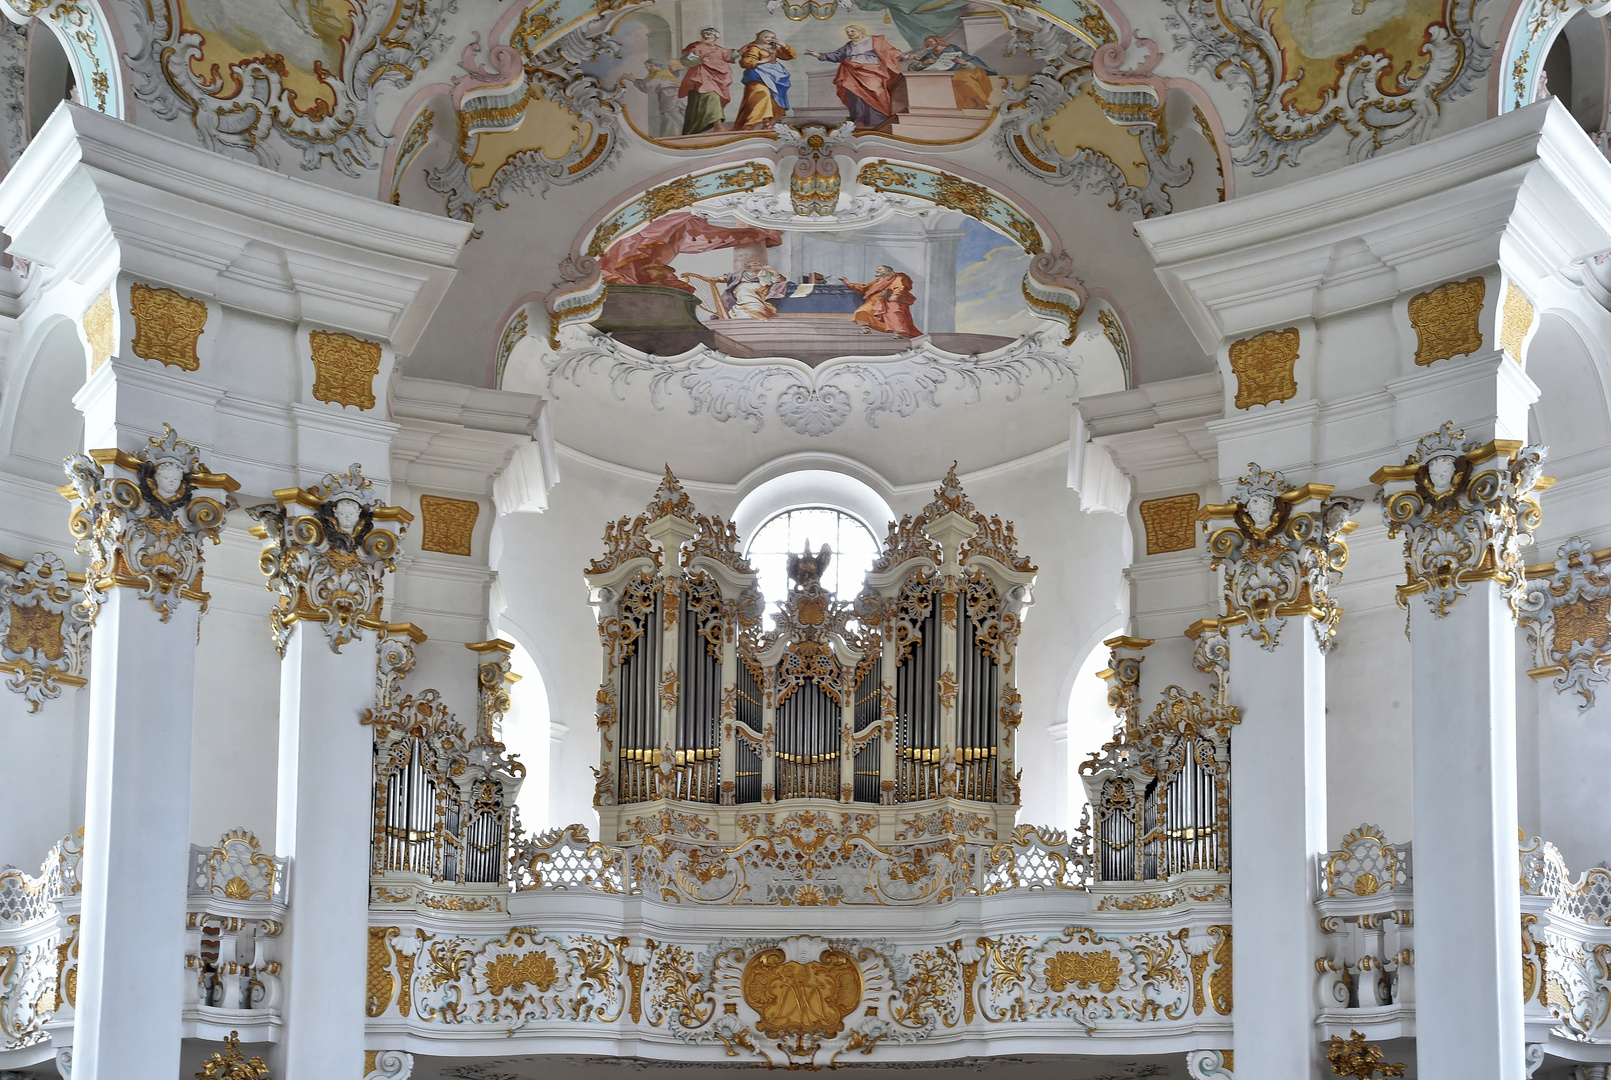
[1228,328,1300,409]
[1138,494,1200,555]
[1500,284,1535,364]
[1408,277,1484,367]
[309,330,383,410]
[83,289,115,372]
[1043,950,1121,993]
[129,283,207,371]
[741,947,862,1039]
[418,495,480,557]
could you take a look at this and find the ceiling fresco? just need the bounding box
[5,0,1593,472]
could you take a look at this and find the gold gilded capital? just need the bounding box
[60,424,237,621]
[248,465,409,654]
[1374,422,1548,619]
[1198,464,1360,651]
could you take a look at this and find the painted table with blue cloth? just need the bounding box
[770,282,861,315]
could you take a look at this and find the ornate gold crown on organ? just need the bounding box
[585,465,1036,844]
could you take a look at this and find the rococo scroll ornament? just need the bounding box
[248,465,412,653]
[1198,465,1361,650]
[1519,537,1611,710]
[1372,422,1550,619]
[1167,0,1489,174]
[124,0,454,175]
[61,425,239,621]
[0,552,94,712]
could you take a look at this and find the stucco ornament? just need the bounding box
[1199,464,1360,650]
[0,552,94,712]
[1519,537,1611,710]
[994,19,1191,217]
[1167,0,1490,173]
[61,424,239,621]
[426,19,625,220]
[1373,422,1549,619]
[249,465,413,654]
[547,330,1079,437]
[123,0,453,174]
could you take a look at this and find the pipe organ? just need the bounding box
[1080,638,1237,883]
[587,466,1035,842]
[367,637,525,887]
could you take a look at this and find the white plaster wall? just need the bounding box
[1323,603,1414,848]
[188,521,281,849]
[0,683,84,870]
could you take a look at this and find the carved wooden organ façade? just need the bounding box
[586,467,1035,842]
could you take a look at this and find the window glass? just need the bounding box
[744,506,880,627]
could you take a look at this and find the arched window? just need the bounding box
[744,506,880,626]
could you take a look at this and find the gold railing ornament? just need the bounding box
[248,465,412,653]
[1372,422,1550,619]
[1519,537,1611,709]
[194,1030,272,1080]
[1198,464,1360,650]
[60,424,239,621]
[0,552,94,711]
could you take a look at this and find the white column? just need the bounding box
[1228,628,1326,1079]
[1409,583,1523,1079]
[273,626,377,1080]
[72,590,200,1080]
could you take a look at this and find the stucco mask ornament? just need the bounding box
[1424,453,1460,497]
[248,464,410,654]
[62,424,238,621]
[1202,464,1360,651]
[151,460,185,502]
[332,497,362,536]
[1375,421,1550,618]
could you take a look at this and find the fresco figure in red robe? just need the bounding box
[843,265,921,338]
[805,24,904,129]
[678,28,735,135]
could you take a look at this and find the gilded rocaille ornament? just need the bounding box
[0,551,94,712]
[194,1030,272,1080]
[1519,537,1611,709]
[61,424,239,621]
[1372,422,1550,618]
[1198,465,1360,650]
[248,465,412,653]
[1226,328,1299,409]
[1326,1029,1406,1077]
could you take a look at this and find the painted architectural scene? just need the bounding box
[594,208,1040,363]
[585,0,1037,146]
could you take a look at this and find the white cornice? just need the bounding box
[1138,101,1611,352]
[0,104,471,352]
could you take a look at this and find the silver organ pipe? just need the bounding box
[616,580,662,805]
[896,602,940,801]
[675,579,723,803]
[956,603,998,802]
[852,666,880,803]
[735,661,763,804]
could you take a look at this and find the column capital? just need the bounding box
[1198,464,1361,651]
[1371,421,1551,618]
[248,464,412,654]
[468,638,519,750]
[60,423,239,621]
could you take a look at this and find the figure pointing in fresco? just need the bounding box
[805,24,904,130]
[902,35,997,111]
[678,28,736,136]
[734,29,798,131]
[842,264,921,338]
